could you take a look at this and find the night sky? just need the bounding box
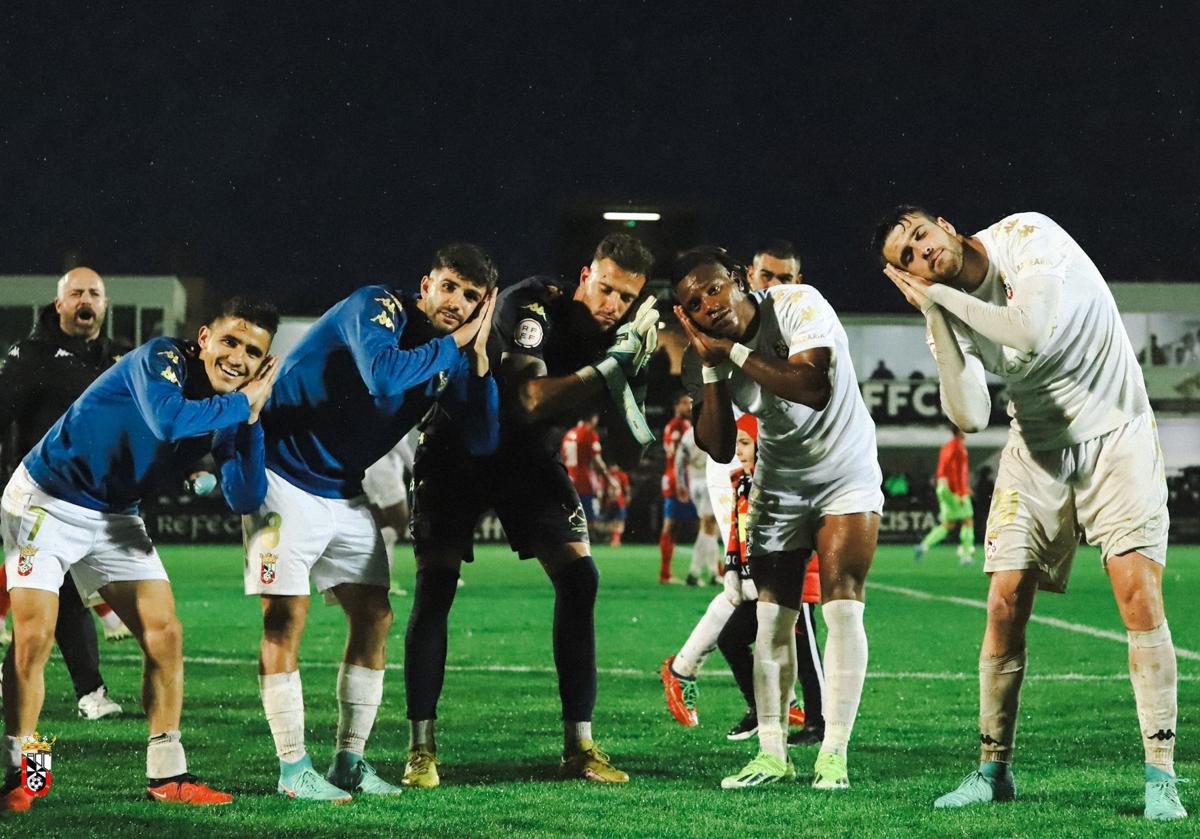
[4,3,1197,315]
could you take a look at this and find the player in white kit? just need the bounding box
[675,426,721,585]
[673,247,882,790]
[361,429,419,593]
[876,207,1185,821]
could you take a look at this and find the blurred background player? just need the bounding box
[914,425,975,565]
[244,244,498,803]
[1,297,280,812]
[674,421,720,586]
[361,429,420,595]
[658,393,695,584]
[599,464,629,547]
[405,233,656,788]
[560,414,608,540]
[747,239,803,290]
[0,268,130,722]
[878,206,1185,820]
[675,247,881,791]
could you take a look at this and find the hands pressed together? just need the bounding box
[600,295,661,446]
[883,264,936,313]
[452,289,499,377]
[241,355,281,424]
[673,305,733,366]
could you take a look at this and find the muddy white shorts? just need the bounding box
[983,412,1169,593]
[243,469,389,596]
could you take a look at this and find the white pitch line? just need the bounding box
[871,581,1200,662]
[92,653,1199,681]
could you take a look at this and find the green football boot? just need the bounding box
[326,750,403,796]
[720,752,795,789]
[1144,765,1187,821]
[934,763,1016,809]
[277,754,353,803]
[812,750,850,790]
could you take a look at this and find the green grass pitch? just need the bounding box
[9,542,1197,837]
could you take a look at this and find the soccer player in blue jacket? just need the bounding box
[243,243,499,802]
[1,297,280,813]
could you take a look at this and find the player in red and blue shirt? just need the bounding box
[659,392,698,583]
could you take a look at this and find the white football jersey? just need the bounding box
[938,213,1150,449]
[675,427,709,493]
[683,284,881,491]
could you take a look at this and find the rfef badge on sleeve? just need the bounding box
[21,732,56,797]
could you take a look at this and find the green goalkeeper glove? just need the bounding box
[606,296,659,377]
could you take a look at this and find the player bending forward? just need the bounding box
[404,233,657,788]
[244,244,499,802]
[2,297,280,811]
[674,247,882,790]
[876,205,1186,820]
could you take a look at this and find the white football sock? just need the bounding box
[686,535,710,580]
[820,599,868,758]
[674,593,736,677]
[978,648,1025,765]
[146,730,187,779]
[564,720,592,751]
[260,670,306,763]
[1128,622,1177,774]
[3,734,27,773]
[754,601,799,761]
[336,664,384,756]
[98,609,124,631]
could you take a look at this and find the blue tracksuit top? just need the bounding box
[261,285,499,499]
[23,336,267,515]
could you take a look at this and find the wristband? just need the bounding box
[701,364,729,384]
[728,343,752,368]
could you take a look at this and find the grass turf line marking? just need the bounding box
[94,653,1198,681]
[872,581,1200,661]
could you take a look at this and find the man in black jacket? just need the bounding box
[0,267,129,719]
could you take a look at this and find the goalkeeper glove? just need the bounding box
[606,296,659,377]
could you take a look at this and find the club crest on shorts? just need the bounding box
[515,318,544,349]
[259,552,278,585]
[985,533,999,561]
[21,732,55,797]
[17,544,37,576]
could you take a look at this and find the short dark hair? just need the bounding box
[431,242,499,290]
[669,245,744,287]
[592,233,655,278]
[753,238,801,271]
[210,296,280,335]
[870,204,936,266]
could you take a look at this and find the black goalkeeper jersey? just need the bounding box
[487,275,612,458]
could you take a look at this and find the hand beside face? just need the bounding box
[198,316,274,393]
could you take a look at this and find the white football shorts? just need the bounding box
[984,412,1169,593]
[744,466,884,560]
[243,469,389,596]
[2,465,168,600]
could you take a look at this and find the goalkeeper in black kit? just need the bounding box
[402,233,658,787]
